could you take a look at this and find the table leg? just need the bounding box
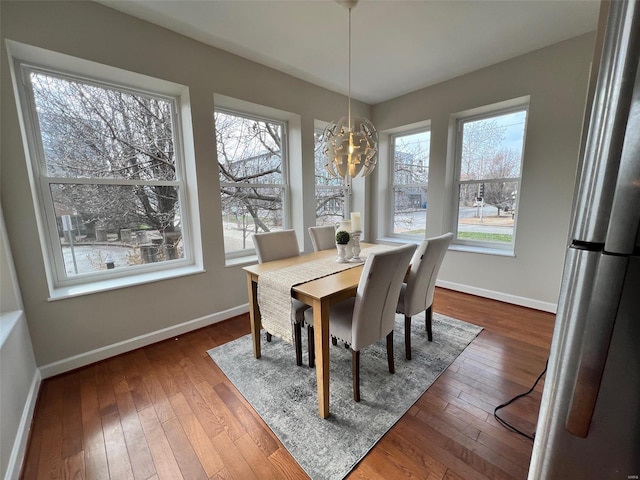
[246,274,261,359]
[313,299,330,418]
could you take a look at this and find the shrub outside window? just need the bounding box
[453,106,528,251]
[314,131,348,226]
[16,65,196,290]
[215,109,288,257]
[390,129,431,238]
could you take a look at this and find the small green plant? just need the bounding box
[335,230,350,245]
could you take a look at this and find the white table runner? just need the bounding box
[257,245,391,343]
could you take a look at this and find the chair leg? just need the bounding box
[331,337,337,346]
[266,332,272,342]
[386,331,395,374]
[307,325,315,368]
[426,306,433,342]
[352,349,360,402]
[404,315,412,360]
[294,323,302,366]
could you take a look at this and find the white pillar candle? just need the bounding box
[350,212,361,232]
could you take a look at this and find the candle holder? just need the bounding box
[349,231,363,262]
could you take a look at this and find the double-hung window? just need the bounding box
[390,129,431,238]
[452,105,528,253]
[215,109,288,257]
[314,130,348,225]
[12,51,200,296]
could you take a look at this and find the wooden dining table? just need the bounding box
[243,245,374,419]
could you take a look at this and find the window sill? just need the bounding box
[48,265,205,301]
[375,236,421,246]
[225,254,258,268]
[376,236,515,257]
[449,243,515,257]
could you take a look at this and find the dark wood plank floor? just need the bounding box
[20,288,555,479]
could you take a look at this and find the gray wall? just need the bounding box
[0,0,368,369]
[1,0,593,370]
[371,33,594,310]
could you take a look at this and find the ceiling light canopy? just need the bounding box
[321,0,378,185]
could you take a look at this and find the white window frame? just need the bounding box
[313,128,349,225]
[215,107,290,260]
[7,41,203,299]
[450,99,528,254]
[388,126,431,239]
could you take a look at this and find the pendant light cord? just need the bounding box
[346,7,353,192]
[348,7,352,127]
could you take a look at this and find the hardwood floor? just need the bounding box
[20,288,555,479]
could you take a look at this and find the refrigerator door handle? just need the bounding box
[565,253,629,437]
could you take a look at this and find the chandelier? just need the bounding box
[321,0,378,185]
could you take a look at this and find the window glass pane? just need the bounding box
[314,131,343,187]
[460,110,526,181]
[220,186,284,253]
[216,111,283,185]
[393,131,430,185]
[31,72,176,181]
[391,129,430,237]
[215,109,287,257]
[314,130,347,224]
[316,188,346,226]
[393,186,428,236]
[50,184,183,276]
[18,58,197,290]
[457,181,518,244]
[454,106,526,250]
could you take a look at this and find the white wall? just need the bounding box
[371,33,595,311]
[0,0,594,374]
[0,206,39,480]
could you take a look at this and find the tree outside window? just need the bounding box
[314,131,348,225]
[24,70,189,282]
[215,110,287,256]
[455,108,527,249]
[391,129,430,237]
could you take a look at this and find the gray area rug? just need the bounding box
[208,312,482,480]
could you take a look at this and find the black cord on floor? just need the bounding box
[493,359,548,441]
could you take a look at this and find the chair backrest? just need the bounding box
[403,232,453,316]
[351,244,416,351]
[308,225,336,252]
[253,230,300,263]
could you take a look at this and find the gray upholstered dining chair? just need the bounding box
[308,225,336,252]
[396,232,453,360]
[305,244,416,401]
[253,229,310,366]
[254,229,300,263]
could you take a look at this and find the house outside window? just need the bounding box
[12,59,200,295]
[390,129,431,238]
[453,105,528,252]
[313,131,349,226]
[215,109,288,257]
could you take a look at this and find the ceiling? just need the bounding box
[99,0,601,105]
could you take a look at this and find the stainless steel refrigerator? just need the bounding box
[528,1,640,478]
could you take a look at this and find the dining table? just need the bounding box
[243,243,378,419]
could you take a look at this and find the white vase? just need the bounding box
[335,220,353,259]
[336,243,348,263]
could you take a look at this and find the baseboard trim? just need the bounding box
[37,281,556,380]
[437,280,557,313]
[39,304,250,379]
[5,369,41,480]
